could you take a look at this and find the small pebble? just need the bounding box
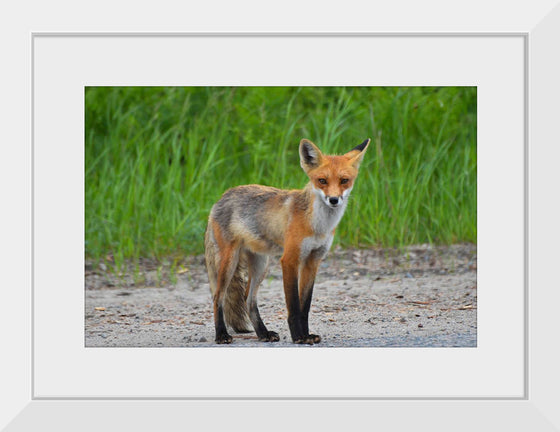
[198,336,207,342]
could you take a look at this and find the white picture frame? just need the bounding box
[3,1,559,430]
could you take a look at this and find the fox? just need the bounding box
[204,138,370,344]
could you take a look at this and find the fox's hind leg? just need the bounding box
[245,251,279,342]
[211,232,241,344]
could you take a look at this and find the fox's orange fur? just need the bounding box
[204,138,370,344]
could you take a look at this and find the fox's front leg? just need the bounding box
[280,249,315,345]
[299,256,322,344]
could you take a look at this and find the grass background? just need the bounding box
[85,87,476,269]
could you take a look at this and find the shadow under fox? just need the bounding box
[205,138,369,344]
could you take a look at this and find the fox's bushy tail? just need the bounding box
[204,225,251,333]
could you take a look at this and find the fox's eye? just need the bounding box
[341,178,349,184]
[318,178,327,185]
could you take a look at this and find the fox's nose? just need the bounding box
[329,197,340,206]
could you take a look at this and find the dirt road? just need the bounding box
[85,244,476,347]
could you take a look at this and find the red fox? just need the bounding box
[204,138,370,344]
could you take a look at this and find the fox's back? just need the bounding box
[209,185,309,255]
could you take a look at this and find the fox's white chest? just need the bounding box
[299,196,347,261]
[311,195,347,235]
[300,233,334,261]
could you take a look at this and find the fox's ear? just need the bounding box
[299,139,324,173]
[344,138,370,169]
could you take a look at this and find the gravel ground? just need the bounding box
[85,244,477,347]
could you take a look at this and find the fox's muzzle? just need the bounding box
[328,196,340,206]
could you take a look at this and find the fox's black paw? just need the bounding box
[308,334,321,344]
[294,335,320,345]
[215,333,233,344]
[259,331,280,342]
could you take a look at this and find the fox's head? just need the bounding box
[299,138,370,209]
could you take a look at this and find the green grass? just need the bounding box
[85,86,476,268]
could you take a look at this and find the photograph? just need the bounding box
[84,86,477,347]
